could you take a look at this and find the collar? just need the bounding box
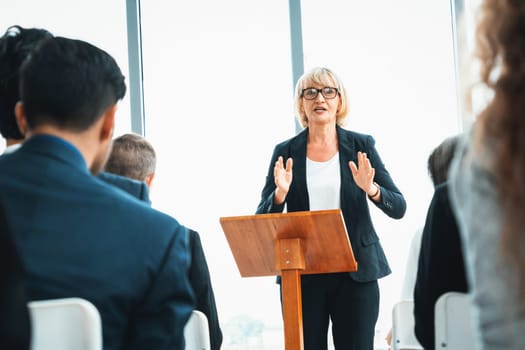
[20,134,90,174]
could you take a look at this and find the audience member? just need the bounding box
[413,135,468,350]
[404,135,461,300]
[0,24,49,350]
[0,200,30,350]
[104,132,223,350]
[0,36,195,349]
[105,133,156,188]
[0,25,52,153]
[385,134,461,348]
[449,0,525,348]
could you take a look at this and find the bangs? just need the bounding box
[299,69,338,91]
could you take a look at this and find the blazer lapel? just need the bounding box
[289,129,309,210]
[337,126,359,212]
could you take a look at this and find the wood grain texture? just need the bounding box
[219,209,358,277]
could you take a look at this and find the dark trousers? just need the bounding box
[281,273,379,350]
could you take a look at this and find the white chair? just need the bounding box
[434,291,475,350]
[184,310,211,350]
[391,300,424,350]
[28,297,102,350]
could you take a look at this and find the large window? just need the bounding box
[300,1,460,346]
[141,1,294,348]
[142,1,460,349]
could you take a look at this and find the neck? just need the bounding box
[6,138,24,147]
[308,124,337,145]
[28,125,100,169]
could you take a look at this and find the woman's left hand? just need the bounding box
[349,151,376,195]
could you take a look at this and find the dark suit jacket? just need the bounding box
[0,135,195,350]
[256,126,406,282]
[97,172,150,204]
[413,182,468,350]
[0,200,30,350]
[188,229,223,350]
[105,175,223,350]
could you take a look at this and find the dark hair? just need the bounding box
[0,25,52,140]
[427,135,460,187]
[19,36,126,131]
[474,0,525,301]
[105,133,156,181]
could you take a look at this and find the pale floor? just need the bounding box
[221,322,389,350]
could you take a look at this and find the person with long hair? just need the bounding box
[449,1,525,348]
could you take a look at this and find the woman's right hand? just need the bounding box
[273,156,293,204]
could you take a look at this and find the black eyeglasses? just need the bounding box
[301,87,339,100]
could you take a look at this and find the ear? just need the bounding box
[144,172,155,189]
[100,104,117,142]
[14,101,28,137]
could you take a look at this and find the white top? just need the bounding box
[306,152,341,210]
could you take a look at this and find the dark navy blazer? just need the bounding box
[256,126,406,282]
[103,172,223,350]
[97,172,150,204]
[0,200,30,350]
[0,135,195,350]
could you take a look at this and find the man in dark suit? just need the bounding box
[105,132,223,350]
[0,36,195,349]
[0,200,30,350]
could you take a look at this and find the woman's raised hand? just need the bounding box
[349,151,376,195]
[273,156,293,204]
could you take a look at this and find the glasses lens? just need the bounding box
[303,88,318,100]
[303,87,338,100]
[322,87,337,99]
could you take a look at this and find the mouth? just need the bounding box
[313,107,327,112]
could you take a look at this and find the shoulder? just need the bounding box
[89,175,181,238]
[117,200,188,258]
[273,128,308,150]
[337,126,375,146]
[97,172,150,204]
[97,172,144,190]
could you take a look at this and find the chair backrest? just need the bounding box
[434,292,475,350]
[392,300,424,350]
[184,310,211,350]
[28,297,102,350]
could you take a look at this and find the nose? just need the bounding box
[314,91,325,102]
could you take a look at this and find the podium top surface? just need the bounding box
[220,209,358,277]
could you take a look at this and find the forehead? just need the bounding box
[303,74,336,88]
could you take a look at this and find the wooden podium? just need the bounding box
[219,209,358,350]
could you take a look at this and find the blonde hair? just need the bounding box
[294,67,349,128]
